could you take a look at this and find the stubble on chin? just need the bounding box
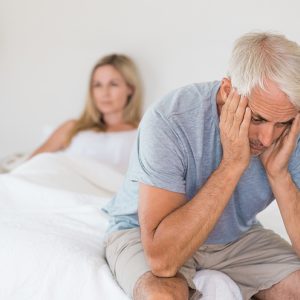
[249,144,266,156]
[250,148,263,157]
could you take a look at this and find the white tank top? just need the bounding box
[62,129,137,173]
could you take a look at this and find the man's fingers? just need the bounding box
[232,96,248,132]
[221,88,243,129]
[226,89,241,125]
[220,88,235,124]
[227,89,241,113]
[239,107,251,137]
[290,113,300,136]
[284,113,300,147]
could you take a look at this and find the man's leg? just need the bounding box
[193,225,300,299]
[133,271,189,300]
[105,228,200,299]
[106,228,244,299]
[254,270,300,300]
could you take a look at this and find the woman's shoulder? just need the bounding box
[60,119,77,131]
[53,119,77,146]
[52,119,77,137]
[104,123,137,133]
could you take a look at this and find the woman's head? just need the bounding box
[85,54,142,129]
[227,31,300,108]
[65,54,143,146]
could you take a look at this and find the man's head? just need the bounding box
[228,32,300,109]
[219,32,300,155]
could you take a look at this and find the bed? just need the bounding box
[0,153,287,299]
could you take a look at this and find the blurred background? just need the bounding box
[1,0,299,157]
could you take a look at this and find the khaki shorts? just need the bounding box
[104,224,300,300]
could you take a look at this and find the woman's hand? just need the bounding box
[219,89,251,171]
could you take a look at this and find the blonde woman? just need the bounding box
[30,54,143,173]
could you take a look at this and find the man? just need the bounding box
[103,32,300,299]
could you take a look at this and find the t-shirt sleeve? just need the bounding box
[132,107,187,194]
[289,137,300,189]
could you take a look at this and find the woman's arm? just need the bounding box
[29,120,77,158]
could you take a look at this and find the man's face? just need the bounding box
[247,80,298,156]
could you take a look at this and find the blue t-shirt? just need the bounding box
[103,81,300,244]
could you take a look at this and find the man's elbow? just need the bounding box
[147,254,178,278]
[142,234,180,277]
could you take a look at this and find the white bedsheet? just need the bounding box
[0,153,129,300]
[0,153,286,300]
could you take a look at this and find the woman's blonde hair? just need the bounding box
[228,31,300,108]
[66,54,143,145]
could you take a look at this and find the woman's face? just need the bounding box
[91,65,132,116]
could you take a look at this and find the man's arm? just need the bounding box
[269,174,300,256]
[261,113,300,256]
[139,90,251,277]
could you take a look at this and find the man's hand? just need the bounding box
[219,88,252,171]
[260,113,300,256]
[260,113,300,179]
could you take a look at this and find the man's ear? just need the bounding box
[220,78,232,103]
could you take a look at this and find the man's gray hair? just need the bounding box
[228,31,300,108]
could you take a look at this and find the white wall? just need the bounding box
[1,0,299,157]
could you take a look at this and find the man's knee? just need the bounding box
[133,271,189,300]
[278,270,300,296]
[255,269,300,300]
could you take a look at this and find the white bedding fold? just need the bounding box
[0,153,130,300]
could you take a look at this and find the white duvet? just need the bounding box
[0,153,251,299]
[0,153,130,300]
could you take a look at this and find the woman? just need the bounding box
[30,54,143,173]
